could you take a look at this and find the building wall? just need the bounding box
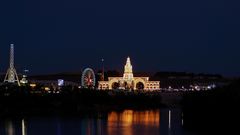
[98,78,160,90]
[146,81,160,90]
[98,81,109,90]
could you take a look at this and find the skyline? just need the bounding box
[0,44,238,77]
[1,0,240,76]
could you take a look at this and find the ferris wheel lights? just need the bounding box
[81,68,96,89]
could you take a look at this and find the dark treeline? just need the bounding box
[21,71,230,89]
[153,72,223,78]
[182,79,240,134]
[152,72,229,88]
[0,85,163,117]
[25,71,225,80]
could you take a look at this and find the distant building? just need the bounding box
[29,80,79,87]
[98,57,160,90]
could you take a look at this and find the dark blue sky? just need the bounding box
[0,0,240,76]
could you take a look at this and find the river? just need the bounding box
[0,109,199,135]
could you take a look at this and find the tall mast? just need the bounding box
[4,44,20,86]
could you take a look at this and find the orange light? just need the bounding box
[30,84,36,87]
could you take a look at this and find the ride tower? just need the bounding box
[4,44,20,86]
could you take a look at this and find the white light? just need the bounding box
[168,110,171,129]
[58,79,64,86]
[22,119,26,135]
[181,113,184,126]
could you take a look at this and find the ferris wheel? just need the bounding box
[81,68,96,88]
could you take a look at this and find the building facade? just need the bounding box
[98,57,160,90]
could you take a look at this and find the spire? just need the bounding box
[124,56,133,74]
[123,57,134,80]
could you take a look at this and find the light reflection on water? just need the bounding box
[5,121,14,135]
[0,109,194,135]
[22,119,26,135]
[107,110,160,135]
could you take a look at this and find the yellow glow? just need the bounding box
[44,87,50,91]
[30,83,36,87]
[107,110,160,135]
[123,57,134,80]
[98,57,160,90]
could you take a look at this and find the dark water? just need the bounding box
[0,109,198,135]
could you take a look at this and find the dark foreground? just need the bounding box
[182,79,240,134]
[1,79,240,134]
[0,86,164,117]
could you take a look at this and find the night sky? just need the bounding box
[0,0,240,76]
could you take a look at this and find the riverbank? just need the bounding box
[182,79,240,134]
[0,88,171,117]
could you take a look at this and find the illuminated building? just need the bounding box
[20,75,28,84]
[20,69,29,85]
[58,79,64,87]
[98,57,160,90]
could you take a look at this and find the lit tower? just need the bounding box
[4,44,20,86]
[101,58,105,81]
[123,57,134,80]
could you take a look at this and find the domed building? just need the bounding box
[98,57,160,90]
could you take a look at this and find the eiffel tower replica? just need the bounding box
[4,44,20,86]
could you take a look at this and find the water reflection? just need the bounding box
[181,113,184,126]
[107,110,160,135]
[5,121,14,135]
[169,110,171,130]
[22,119,26,135]
[1,109,191,135]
